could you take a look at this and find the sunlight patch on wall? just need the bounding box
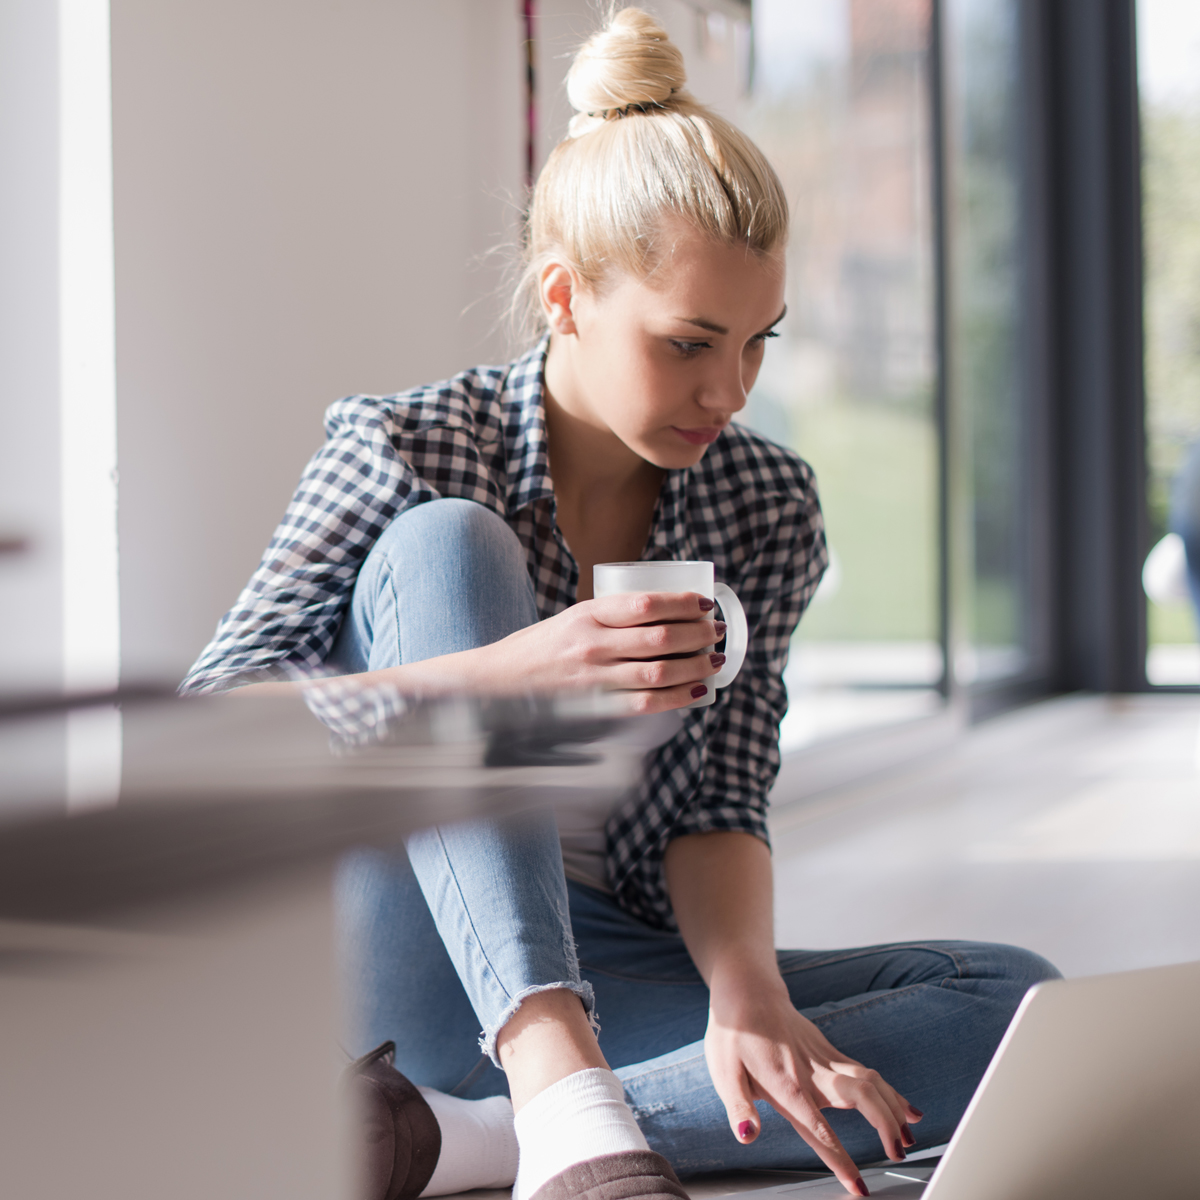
[59,0,121,808]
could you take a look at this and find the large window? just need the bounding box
[737,0,1159,739]
[1139,0,1200,685]
[740,0,943,749]
[942,0,1037,694]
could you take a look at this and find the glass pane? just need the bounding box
[1138,0,1200,685]
[739,0,943,750]
[943,0,1030,688]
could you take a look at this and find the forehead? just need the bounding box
[632,217,786,310]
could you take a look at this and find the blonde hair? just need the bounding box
[517,6,788,336]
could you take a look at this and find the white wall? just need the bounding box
[112,0,524,682]
[1,1,746,692]
[102,0,745,685]
[0,0,64,693]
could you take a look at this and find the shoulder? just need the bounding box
[322,360,512,446]
[686,424,825,576]
[695,422,819,505]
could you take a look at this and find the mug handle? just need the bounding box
[710,583,748,688]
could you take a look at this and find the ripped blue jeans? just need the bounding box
[331,499,1060,1175]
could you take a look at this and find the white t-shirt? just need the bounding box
[557,795,618,892]
[553,710,685,893]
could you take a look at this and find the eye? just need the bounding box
[749,330,781,348]
[669,339,712,358]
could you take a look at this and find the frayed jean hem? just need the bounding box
[478,980,599,1067]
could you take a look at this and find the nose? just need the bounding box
[697,355,748,417]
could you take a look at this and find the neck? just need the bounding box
[542,336,663,516]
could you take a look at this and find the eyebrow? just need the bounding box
[680,306,787,337]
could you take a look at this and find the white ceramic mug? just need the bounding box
[592,560,748,708]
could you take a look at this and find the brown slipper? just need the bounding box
[343,1041,442,1200]
[529,1150,689,1200]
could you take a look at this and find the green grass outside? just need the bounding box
[972,577,1019,647]
[1149,599,1198,645]
[788,401,938,643]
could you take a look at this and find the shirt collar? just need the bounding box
[645,467,694,561]
[499,334,698,558]
[501,335,556,516]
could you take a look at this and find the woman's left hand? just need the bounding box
[665,831,923,1196]
[704,974,922,1193]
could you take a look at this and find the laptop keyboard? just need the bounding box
[754,1166,934,1198]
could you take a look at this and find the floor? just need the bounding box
[770,693,1200,978]
[450,693,1200,1198]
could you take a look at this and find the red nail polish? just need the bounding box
[901,1123,915,1147]
[894,1138,905,1160]
[713,621,727,635]
[690,685,708,699]
[710,653,726,668]
[698,597,715,611]
[909,1106,924,1120]
[853,1179,870,1197]
[737,1119,755,1141]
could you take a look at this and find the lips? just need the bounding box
[672,425,725,445]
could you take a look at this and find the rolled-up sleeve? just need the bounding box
[676,490,827,842]
[179,395,488,695]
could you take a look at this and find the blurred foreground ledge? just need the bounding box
[0,685,656,1200]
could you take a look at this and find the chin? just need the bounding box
[641,443,710,472]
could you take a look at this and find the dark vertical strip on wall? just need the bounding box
[929,0,952,700]
[524,0,537,192]
[1016,0,1058,689]
[1046,0,1147,691]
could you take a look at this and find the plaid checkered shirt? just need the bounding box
[181,338,827,928]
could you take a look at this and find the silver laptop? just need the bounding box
[743,959,1200,1199]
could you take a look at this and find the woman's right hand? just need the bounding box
[481,591,726,712]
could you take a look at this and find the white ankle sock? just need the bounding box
[512,1068,649,1200]
[416,1089,519,1196]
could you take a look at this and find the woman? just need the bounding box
[182,10,1057,1200]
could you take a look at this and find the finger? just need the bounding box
[829,1061,919,1144]
[770,1093,869,1196]
[614,652,724,693]
[612,679,714,715]
[710,1062,762,1146]
[600,619,724,670]
[589,591,716,629]
[620,620,726,660]
[847,1070,908,1138]
[874,1080,920,1146]
[899,1102,924,1146]
[827,1074,905,1163]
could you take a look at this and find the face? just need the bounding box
[540,217,787,471]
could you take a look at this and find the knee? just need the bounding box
[992,943,1062,990]
[965,942,1062,1016]
[361,499,536,653]
[373,498,521,575]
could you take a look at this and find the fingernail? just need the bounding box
[714,621,727,635]
[853,1179,870,1197]
[698,597,715,611]
[691,685,708,698]
[893,1138,906,1160]
[737,1119,755,1141]
[901,1123,915,1147]
[909,1106,924,1120]
[710,653,726,668]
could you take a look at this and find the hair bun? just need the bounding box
[566,7,687,117]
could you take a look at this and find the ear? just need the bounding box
[538,261,579,336]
